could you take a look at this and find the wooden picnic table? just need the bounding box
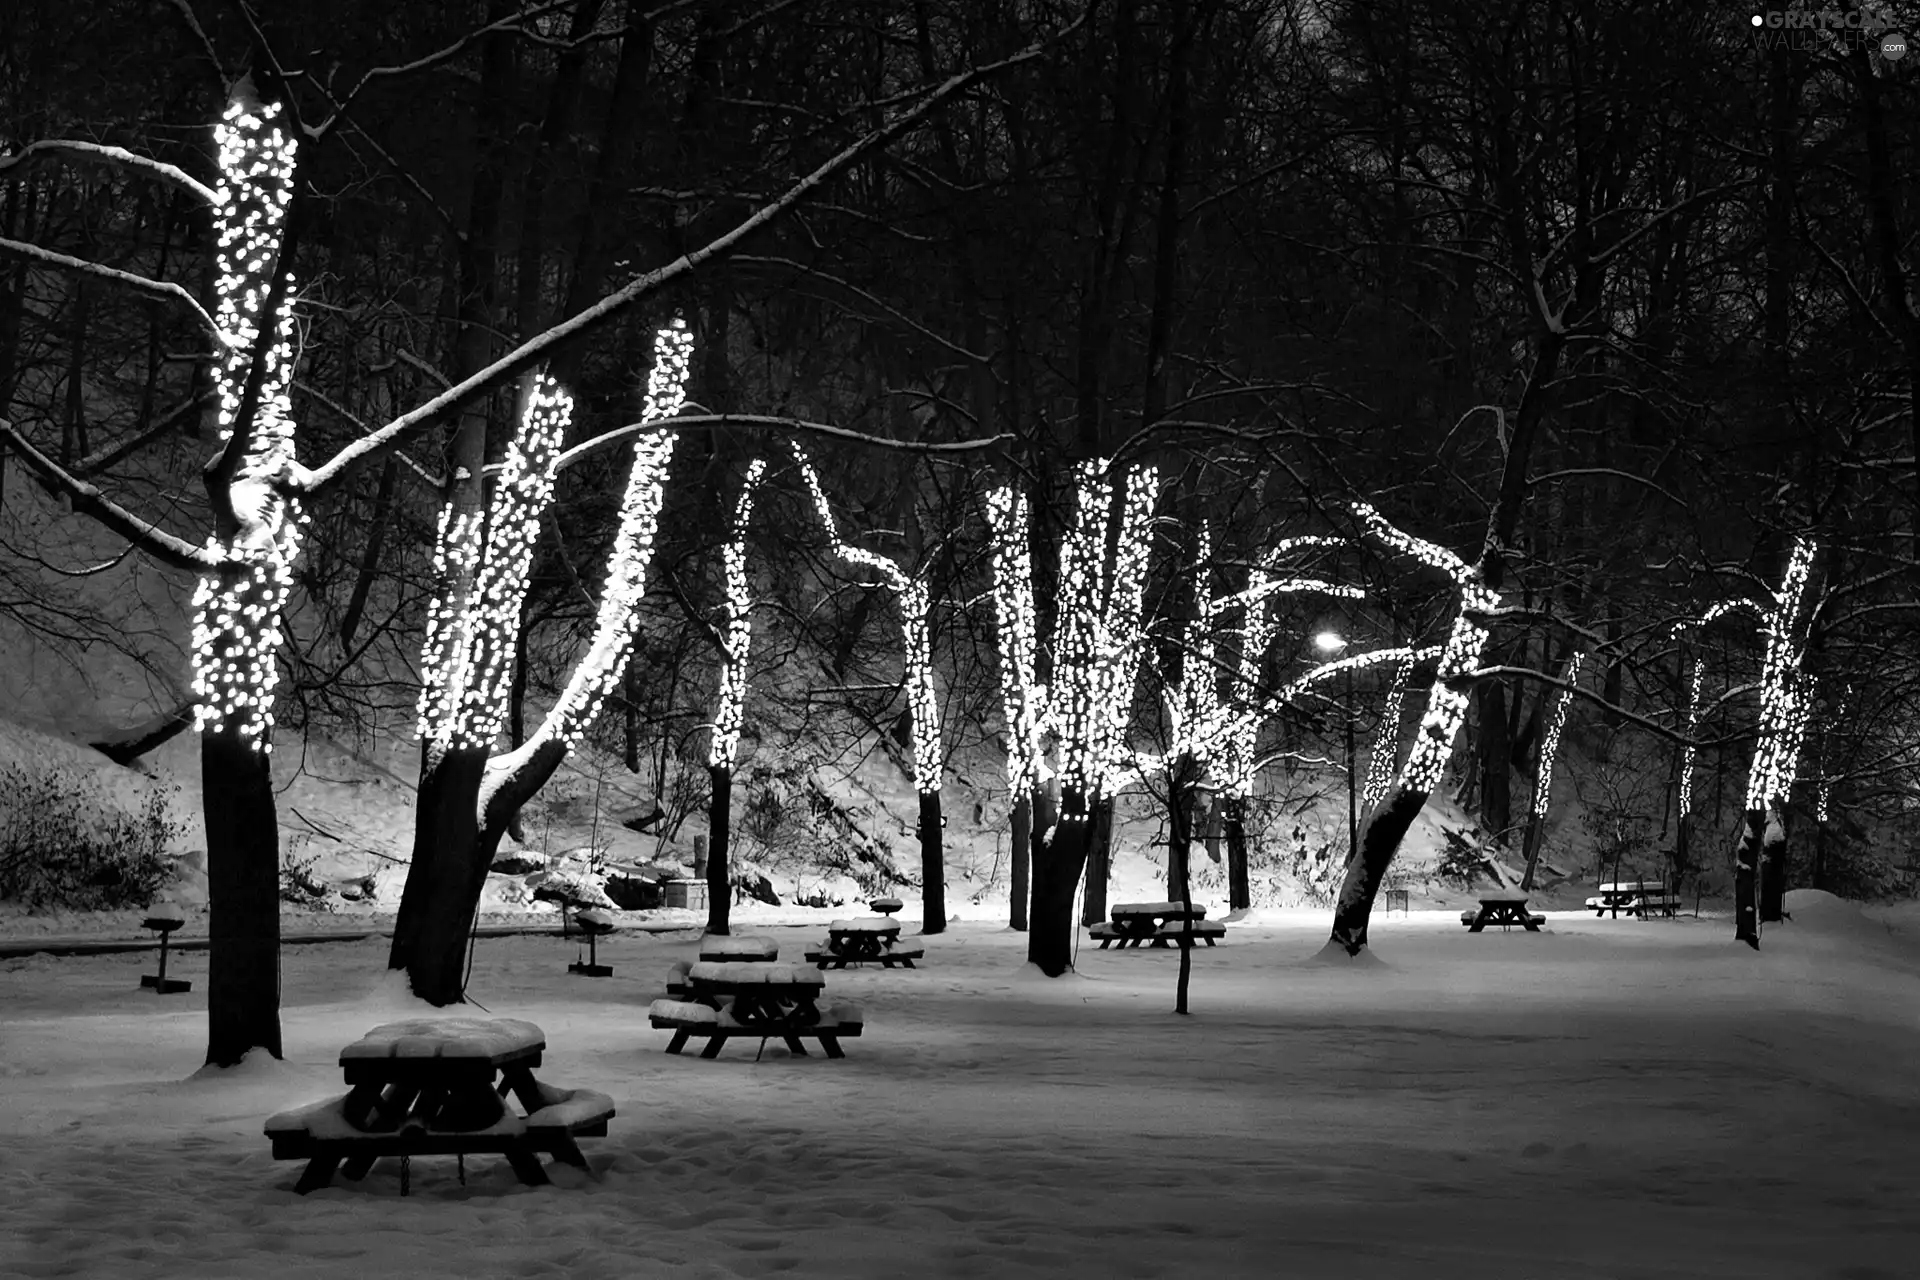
[264,1017,613,1194]
[653,961,860,1058]
[1101,901,1209,948]
[1460,891,1546,933]
[1585,880,1679,919]
[824,917,903,961]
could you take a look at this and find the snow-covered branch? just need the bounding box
[0,235,222,341]
[0,139,218,204]
[0,421,215,570]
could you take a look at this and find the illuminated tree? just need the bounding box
[1361,655,1414,815]
[192,86,301,1065]
[985,484,1043,930]
[1327,501,1502,956]
[388,322,690,1002]
[1518,651,1583,891]
[1019,459,1158,976]
[704,458,768,936]
[1729,536,1819,946]
[794,444,948,933]
[1671,638,1707,882]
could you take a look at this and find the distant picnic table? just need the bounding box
[1091,901,1228,949]
[264,1017,612,1194]
[1585,880,1679,919]
[804,917,925,969]
[1460,891,1546,933]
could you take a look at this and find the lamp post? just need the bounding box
[1314,631,1357,870]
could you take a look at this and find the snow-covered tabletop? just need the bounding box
[868,897,904,916]
[1475,890,1530,904]
[1110,901,1207,919]
[686,961,823,988]
[339,1017,545,1065]
[699,935,779,961]
[828,918,902,934]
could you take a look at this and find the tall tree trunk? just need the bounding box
[1759,801,1788,923]
[1734,808,1764,949]
[705,762,732,935]
[389,744,489,1003]
[1008,792,1030,930]
[1171,755,1197,1014]
[919,789,945,935]
[1027,789,1092,976]
[1223,794,1250,910]
[202,727,281,1064]
[1081,796,1112,927]
[1519,809,1545,892]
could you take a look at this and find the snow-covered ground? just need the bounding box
[3,890,1917,1278]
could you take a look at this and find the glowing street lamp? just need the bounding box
[1314,631,1358,871]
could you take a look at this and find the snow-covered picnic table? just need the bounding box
[807,917,923,969]
[263,1017,613,1194]
[1092,902,1224,949]
[1460,891,1546,933]
[1585,880,1678,919]
[651,961,862,1059]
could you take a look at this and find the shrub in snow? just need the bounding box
[0,761,181,909]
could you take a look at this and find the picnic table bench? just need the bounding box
[651,961,861,1058]
[264,1017,613,1194]
[1585,880,1679,919]
[1092,902,1223,949]
[1460,891,1546,933]
[804,917,922,968]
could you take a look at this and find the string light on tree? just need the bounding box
[1531,652,1584,819]
[708,459,767,771]
[1743,536,1817,811]
[1352,502,1499,792]
[985,485,1046,799]
[443,376,573,749]
[792,444,943,794]
[1677,658,1705,820]
[416,507,483,739]
[1361,655,1413,813]
[503,321,690,758]
[189,92,301,752]
[1094,465,1160,794]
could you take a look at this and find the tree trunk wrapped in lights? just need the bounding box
[1328,502,1501,955]
[390,373,572,985]
[1519,651,1583,891]
[793,443,947,932]
[1729,535,1817,948]
[391,320,692,1004]
[986,484,1043,930]
[1361,654,1413,815]
[705,458,767,936]
[190,88,300,1067]
[1673,650,1706,881]
[1023,459,1158,976]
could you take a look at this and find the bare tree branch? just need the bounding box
[0,421,216,570]
[554,414,1013,471]
[0,140,218,205]
[0,236,222,341]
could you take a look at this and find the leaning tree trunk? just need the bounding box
[1008,792,1031,931]
[1328,785,1432,954]
[919,789,945,935]
[706,762,733,936]
[1518,808,1546,892]
[202,727,282,1065]
[389,745,490,1005]
[1223,795,1250,911]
